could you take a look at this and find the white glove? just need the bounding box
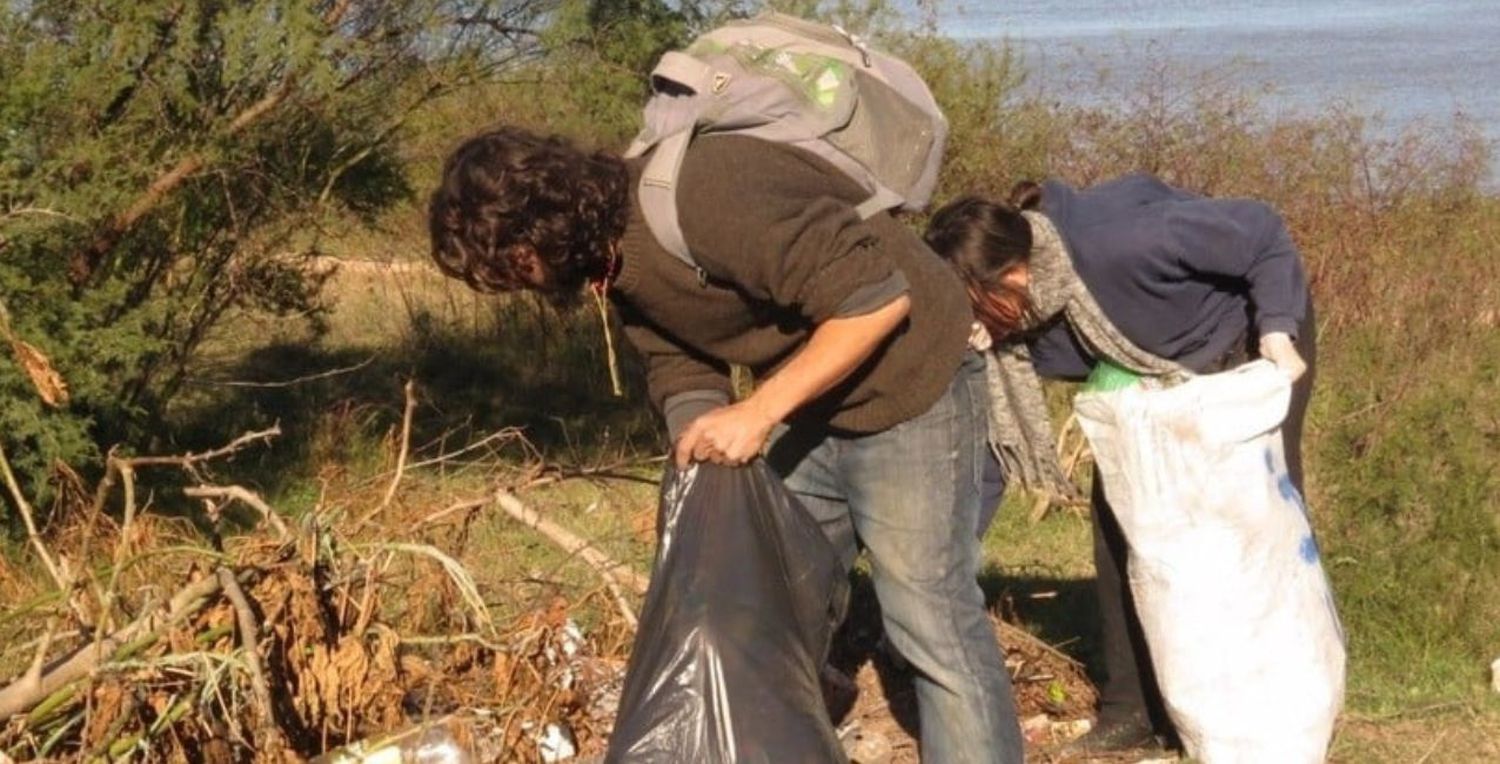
[1259,332,1307,382]
[968,321,993,352]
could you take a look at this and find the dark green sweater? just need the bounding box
[613,135,971,435]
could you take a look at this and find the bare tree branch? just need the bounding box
[0,575,223,721]
[216,567,284,753]
[120,425,281,471]
[183,486,292,541]
[494,489,645,629]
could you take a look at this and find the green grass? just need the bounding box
[980,497,1100,663]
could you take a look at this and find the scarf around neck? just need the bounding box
[985,211,1188,498]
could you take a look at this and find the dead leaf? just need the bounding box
[9,338,69,407]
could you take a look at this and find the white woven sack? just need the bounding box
[1074,361,1346,764]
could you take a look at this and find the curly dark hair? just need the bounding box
[427,126,630,296]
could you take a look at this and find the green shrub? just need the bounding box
[0,0,532,508]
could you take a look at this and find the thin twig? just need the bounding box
[188,355,374,388]
[1343,700,1470,723]
[216,567,284,753]
[996,619,1087,670]
[413,498,489,530]
[519,455,667,491]
[182,485,292,541]
[0,441,71,599]
[1414,729,1451,764]
[378,380,417,513]
[494,490,643,629]
[389,427,525,477]
[121,425,280,471]
[352,380,417,531]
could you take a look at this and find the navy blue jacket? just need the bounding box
[1028,174,1309,379]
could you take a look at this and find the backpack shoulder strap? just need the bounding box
[636,130,696,270]
[626,50,732,274]
[853,185,905,220]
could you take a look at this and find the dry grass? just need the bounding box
[0,412,1116,762]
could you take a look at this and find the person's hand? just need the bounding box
[968,321,993,352]
[673,401,777,468]
[1259,332,1307,382]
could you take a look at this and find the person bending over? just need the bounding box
[925,173,1314,755]
[428,126,1025,763]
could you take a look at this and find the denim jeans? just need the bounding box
[767,352,1025,764]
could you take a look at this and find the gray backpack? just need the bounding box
[623,12,949,273]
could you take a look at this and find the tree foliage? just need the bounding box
[0,0,545,505]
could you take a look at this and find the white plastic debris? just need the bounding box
[538,723,578,762]
[1052,718,1092,741]
[1491,657,1500,694]
[561,619,585,657]
[312,722,474,764]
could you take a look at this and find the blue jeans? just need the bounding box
[766,353,1024,764]
[979,448,1007,539]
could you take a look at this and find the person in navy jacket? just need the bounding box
[926,174,1316,755]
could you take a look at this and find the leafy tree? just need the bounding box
[0,0,545,512]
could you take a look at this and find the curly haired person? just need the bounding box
[427,126,1025,763]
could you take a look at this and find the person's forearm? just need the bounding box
[742,295,911,423]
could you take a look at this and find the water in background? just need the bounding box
[924,0,1499,178]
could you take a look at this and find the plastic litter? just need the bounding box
[311,720,475,764]
[539,723,578,762]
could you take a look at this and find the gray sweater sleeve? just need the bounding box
[834,268,909,317]
[662,389,731,442]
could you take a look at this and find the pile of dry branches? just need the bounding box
[0,422,639,762]
[0,388,1101,762]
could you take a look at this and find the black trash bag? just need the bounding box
[606,461,850,764]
